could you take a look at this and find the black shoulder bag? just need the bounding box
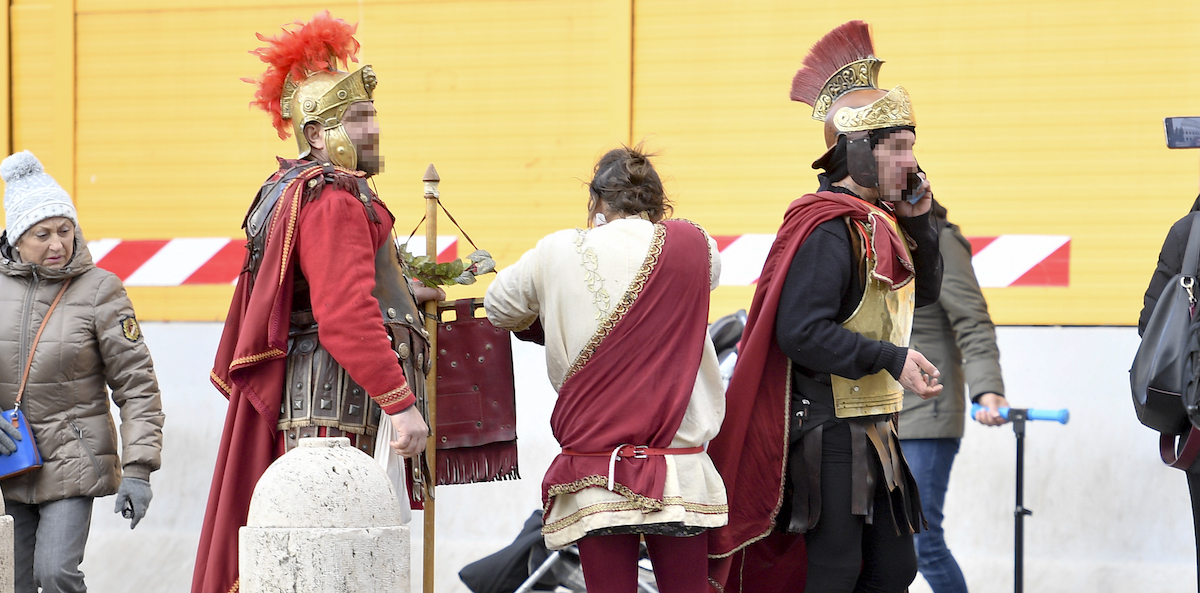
[1131,213,1200,435]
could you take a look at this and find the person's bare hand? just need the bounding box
[973,392,1009,426]
[892,172,933,218]
[899,349,942,399]
[410,280,446,304]
[389,405,429,458]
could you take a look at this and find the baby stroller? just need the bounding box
[458,511,657,593]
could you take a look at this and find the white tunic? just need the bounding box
[485,217,729,548]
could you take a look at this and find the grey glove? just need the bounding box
[114,477,152,529]
[0,419,22,455]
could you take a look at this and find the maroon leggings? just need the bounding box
[576,532,708,593]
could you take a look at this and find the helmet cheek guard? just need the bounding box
[323,125,357,171]
[844,131,878,189]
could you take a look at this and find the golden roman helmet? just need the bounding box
[249,12,375,170]
[791,22,916,149]
[282,65,377,170]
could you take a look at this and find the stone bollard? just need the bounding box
[0,489,12,593]
[239,437,410,593]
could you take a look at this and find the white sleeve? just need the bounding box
[707,233,722,291]
[484,240,543,331]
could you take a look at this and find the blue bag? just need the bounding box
[0,409,41,479]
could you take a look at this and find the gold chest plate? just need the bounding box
[831,212,915,418]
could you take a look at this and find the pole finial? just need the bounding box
[423,164,439,183]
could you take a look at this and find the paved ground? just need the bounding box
[67,323,1198,592]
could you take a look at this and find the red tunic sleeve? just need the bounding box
[295,188,415,415]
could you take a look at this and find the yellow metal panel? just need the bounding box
[70,0,631,320]
[0,4,9,156]
[9,0,74,206]
[633,0,1200,324]
[19,0,1200,324]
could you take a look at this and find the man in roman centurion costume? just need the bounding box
[192,13,438,593]
[707,21,944,593]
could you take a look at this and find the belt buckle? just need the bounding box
[631,445,648,459]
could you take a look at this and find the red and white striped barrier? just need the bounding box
[85,233,1065,288]
[87,236,458,286]
[712,234,1069,288]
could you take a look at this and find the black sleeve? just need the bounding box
[775,220,908,381]
[898,210,943,308]
[1140,213,1194,335]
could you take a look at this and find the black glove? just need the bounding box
[0,420,22,456]
[114,477,152,529]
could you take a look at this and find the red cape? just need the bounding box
[706,192,913,591]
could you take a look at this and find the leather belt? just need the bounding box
[562,444,705,491]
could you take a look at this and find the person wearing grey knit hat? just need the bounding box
[2,151,78,249]
[0,149,164,592]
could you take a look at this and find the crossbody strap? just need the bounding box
[1162,427,1200,469]
[1182,213,1200,278]
[14,278,72,409]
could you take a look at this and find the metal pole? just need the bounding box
[1010,409,1031,593]
[422,164,440,593]
[513,551,562,593]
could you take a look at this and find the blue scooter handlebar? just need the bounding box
[969,404,1069,425]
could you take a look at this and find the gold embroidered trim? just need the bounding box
[375,384,413,408]
[278,188,302,286]
[542,494,729,535]
[563,222,666,383]
[230,348,285,367]
[574,229,611,319]
[210,370,232,395]
[226,579,240,593]
[710,359,793,559]
[547,474,664,512]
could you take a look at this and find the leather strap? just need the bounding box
[1183,212,1200,279]
[13,278,71,424]
[562,444,705,492]
[1161,427,1200,469]
[561,445,705,457]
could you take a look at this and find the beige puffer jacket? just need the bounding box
[0,227,164,504]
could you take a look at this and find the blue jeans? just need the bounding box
[902,438,968,593]
[7,496,94,593]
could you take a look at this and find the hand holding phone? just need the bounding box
[892,171,932,218]
[904,172,926,204]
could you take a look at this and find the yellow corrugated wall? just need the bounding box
[5,0,1200,324]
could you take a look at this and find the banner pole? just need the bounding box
[421,164,440,593]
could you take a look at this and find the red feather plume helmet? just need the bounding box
[789,21,915,148]
[245,11,361,140]
[790,20,877,114]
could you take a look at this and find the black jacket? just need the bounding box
[775,195,942,433]
[1140,211,1200,336]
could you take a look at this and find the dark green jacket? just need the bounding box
[898,221,1004,440]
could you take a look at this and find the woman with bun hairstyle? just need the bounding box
[485,145,727,593]
[0,151,164,593]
